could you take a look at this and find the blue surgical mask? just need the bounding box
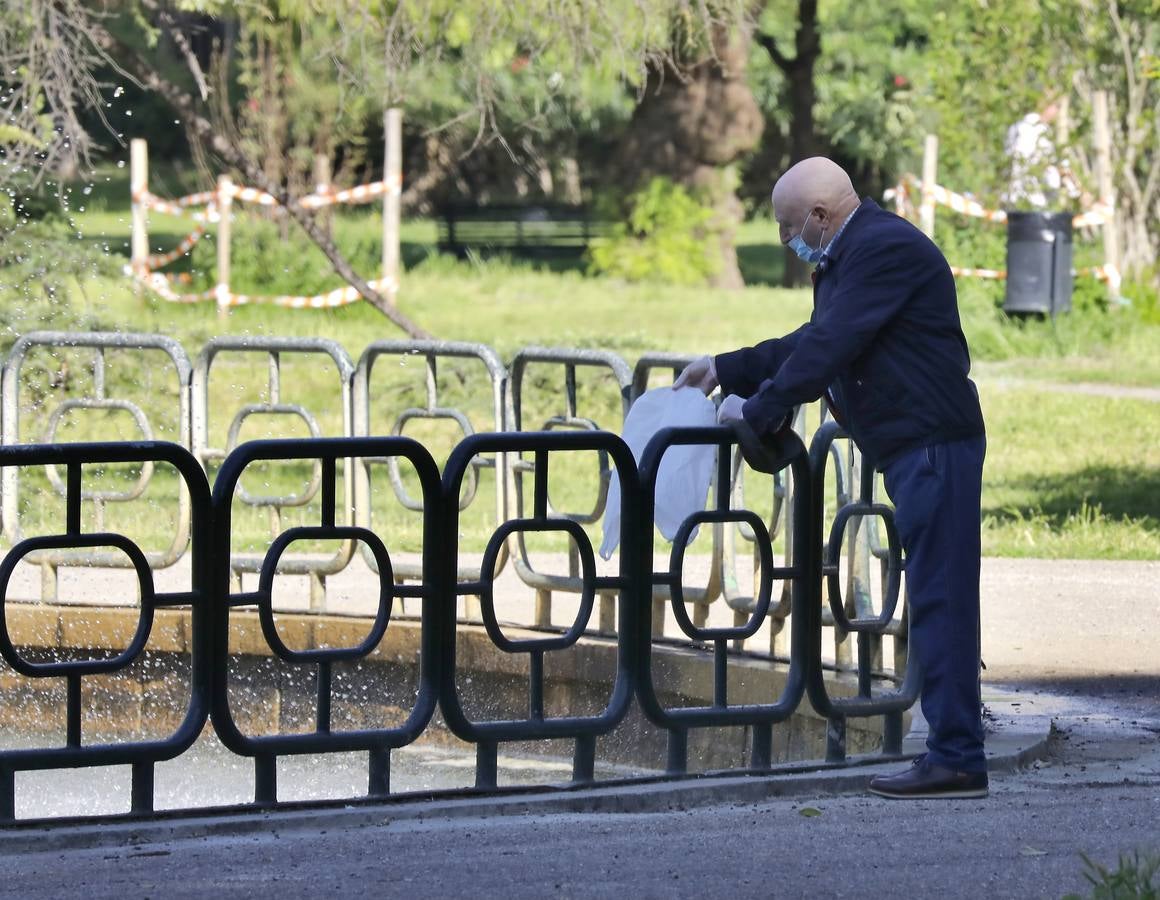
[787,211,825,264]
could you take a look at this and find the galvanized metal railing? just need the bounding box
[191,336,357,608]
[352,340,508,591]
[506,347,633,634]
[0,332,879,652]
[0,332,194,600]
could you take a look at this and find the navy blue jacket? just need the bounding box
[714,199,985,469]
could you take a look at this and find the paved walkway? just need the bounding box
[0,552,1157,895]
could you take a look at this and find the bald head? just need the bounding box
[771,157,860,249]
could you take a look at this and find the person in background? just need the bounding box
[1004,96,1085,210]
[674,156,989,799]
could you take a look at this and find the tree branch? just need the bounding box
[754,31,791,73]
[105,6,432,339]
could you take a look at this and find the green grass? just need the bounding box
[1065,850,1160,899]
[979,387,1160,559]
[3,165,1158,561]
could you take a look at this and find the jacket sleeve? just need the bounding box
[713,324,809,398]
[740,237,924,436]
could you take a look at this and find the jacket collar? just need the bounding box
[817,197,878,275]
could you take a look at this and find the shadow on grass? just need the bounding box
[983,463,1160,529]
[400,240,789,286]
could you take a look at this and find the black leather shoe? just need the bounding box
[868,755,988,799]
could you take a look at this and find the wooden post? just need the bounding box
[312,152,332,241]
[382,108,402,302]
[919,134,938,238]
[1092,90,1122,303]
[130,139,149,291]
[216,175,233,322]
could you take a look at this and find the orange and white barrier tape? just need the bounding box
[134,190,218,222]
[131,268,398,309]
[886,175,1114,229]
[133,172,401,219]
[1071,203,1115,229]
[222,276,398,309]
[143,222,208,270]
[131,172,403,309]
[1078,263,1122,291]
[945,263,1121,289]
[949,266,1007,280]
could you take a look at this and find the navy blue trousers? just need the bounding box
[882,436,987,773]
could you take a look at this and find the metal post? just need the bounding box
[131,761,154,814]
[369,748,391,797]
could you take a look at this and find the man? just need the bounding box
[674,156,988,799]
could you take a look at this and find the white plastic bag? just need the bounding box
[600,386,717,560]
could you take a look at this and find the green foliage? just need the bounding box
[1123,267,1160,325]
[921,0,1072,197]
[587,177,721,284]
[0,180,117,339]
[184,211,382,296]
[1064,850,1160,899]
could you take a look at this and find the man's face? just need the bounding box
[774,194,823,247]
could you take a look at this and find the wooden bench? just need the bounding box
[436,203,611,260]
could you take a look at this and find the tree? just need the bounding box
[1,0,750,334]
[611,16,764,289]
[922,0,1158,284]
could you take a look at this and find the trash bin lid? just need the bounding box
[1006,210,1073,241]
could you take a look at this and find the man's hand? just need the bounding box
[673,355,718,395]
[716,394,746,426]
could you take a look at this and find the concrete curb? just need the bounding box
[0,687,1053,853]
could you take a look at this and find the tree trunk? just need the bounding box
[612,24,764,289]
[755,0,821,288]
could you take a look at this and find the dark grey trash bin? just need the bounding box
[1003,210,1073,316]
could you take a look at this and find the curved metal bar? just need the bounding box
[634,424,813,738]
[257,525,393,662]
[669,509,773,642]
[804,422,919,749]
[628,351,698,404]
[0,440,210,778]
[42,399,155,502]
[825,503,902,632]
[0,333,194,582]
[438,429,639,747]
[209,436,442,765]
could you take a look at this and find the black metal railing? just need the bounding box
[0,441,212,818]
[0,419,912,821]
